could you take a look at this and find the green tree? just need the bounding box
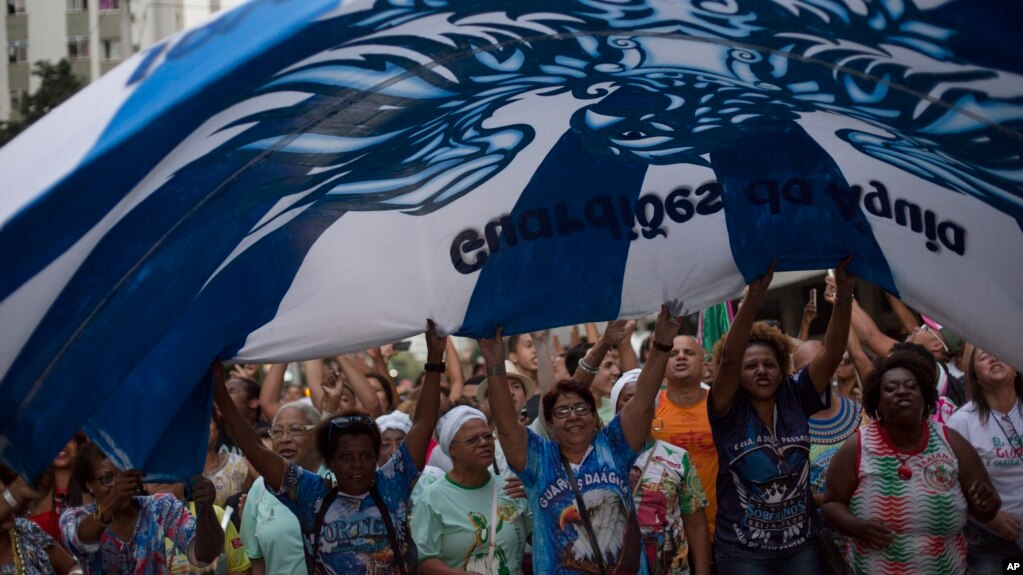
[1,59,85,146]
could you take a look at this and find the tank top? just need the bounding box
[848,421,967,574]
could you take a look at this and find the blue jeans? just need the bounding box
[965,521,1023,575]
[715,540,825,575]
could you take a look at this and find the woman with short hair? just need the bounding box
[477,305,680,574]
[218,320,446,575]
[708,260,854,573]
[239,400,323,575]
[824,346,1001,574]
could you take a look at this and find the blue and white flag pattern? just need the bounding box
[1,0,1021,481]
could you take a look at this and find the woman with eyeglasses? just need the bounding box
[708,260,855,573]
[947,345,1023,574]
[411,405,531,574]
[238,400,323,575]
[823,345,1000,574]
[59,442,225,575]
[216,320,446,575]
[477,305,681,574]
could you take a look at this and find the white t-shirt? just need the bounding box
[947,400,1023,547]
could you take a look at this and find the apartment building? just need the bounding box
[2,0,238,120]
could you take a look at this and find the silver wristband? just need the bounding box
[577,358,598,375]
[2,488,24,515]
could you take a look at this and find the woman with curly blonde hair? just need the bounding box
[708,260,856,574]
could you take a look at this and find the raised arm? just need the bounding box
[532,329,556,396]
[827,276,897,357]
[478,328,528,473]
[885,292,920,336]
[710,264,775,416]
[213,363,288,491]
[337,355,382,418]
[808,259,856,396]
[444,337,465,402]
[846,328,873,384]
[619,305,680,451]
[573,320,635,387]
[258,363,288,422]
[404,320,446,471]
[302,360,325,409]
[616,321,639,373]
[797,291,817,342]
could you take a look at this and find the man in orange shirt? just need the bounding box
[652,334,719,541]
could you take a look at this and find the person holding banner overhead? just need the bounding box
[215,320,447,575]
[411,405,531,574]
[708,259,855,574]
[477,304,682,575]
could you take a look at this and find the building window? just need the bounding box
[102,38,121,61]
[8,40,28,64]
[10,89,27,112]
[99,0,118,10]
[67,0,86,12]
[68,36,89,59]
[7,0,27,15]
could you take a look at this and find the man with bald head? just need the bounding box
[651,334,719,541]
[792,339,823,373]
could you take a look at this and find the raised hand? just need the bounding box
[748,260,777,296]
[99,470,144,519]
[833,256,857,298]
[187,475,217,506]
[652,304,683,347]
[601,319,637,347]
[477,327,505,366]
[424,320,447,358]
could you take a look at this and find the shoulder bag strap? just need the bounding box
[485,476,499,573]
[561,457,609,575]
[305,484,339,575]
[369,483,409,575]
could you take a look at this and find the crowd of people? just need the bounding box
[1,260,1021,575]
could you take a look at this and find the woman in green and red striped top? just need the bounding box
[822,345,1000,574]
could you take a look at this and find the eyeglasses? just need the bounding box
[452,431,495,448]
[918,325,949,354]
[326,414,374,443]
[268,424,315,439]
[96,474,116,488]
[552,402,592,419]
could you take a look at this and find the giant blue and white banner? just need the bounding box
[1,0,1021,481]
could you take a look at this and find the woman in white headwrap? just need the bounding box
[412,405,532,575]
[376,411,413,467]
[611,370,711,575]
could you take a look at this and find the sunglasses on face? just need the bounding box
[552,402,592,419]
[268,424,316,439]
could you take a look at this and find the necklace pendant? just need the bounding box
[897,463,912,480]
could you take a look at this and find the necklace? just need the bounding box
[10,527,25,575]
[880,422,928,480]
